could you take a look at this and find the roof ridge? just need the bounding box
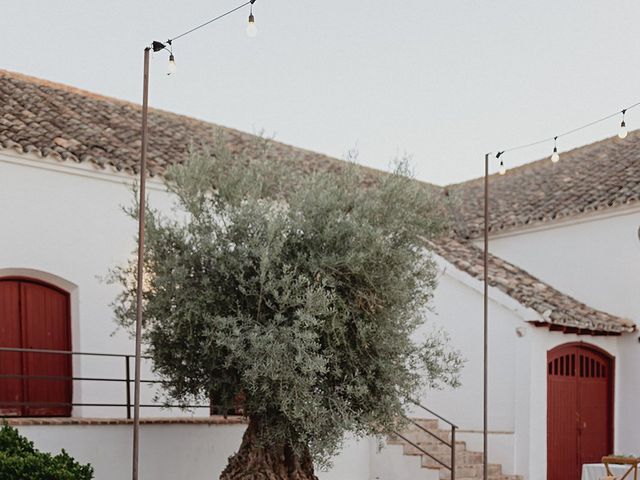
[0,69,140,109]
[446,132,634,189]
[0,69,397,182]
[429,236,635,334]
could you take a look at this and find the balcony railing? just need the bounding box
[0,347,233,419]
[0,347,457,480]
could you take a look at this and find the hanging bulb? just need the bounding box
[167,54,177,75]
[246,13,257,37]
[619,121,628,139]
[496,152,506,175]
[618,110,628,139]
[550,137,559,163]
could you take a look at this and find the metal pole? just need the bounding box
[451,425,457,480]
[132,46,151,480]
[125,355,132,420]
[483,152,489,480]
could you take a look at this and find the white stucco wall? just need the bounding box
[17,423,246,480]
[524,330,620,480]
[415,258,530,477]
[419,254,627,480]
[483,207,640,323]
[0,153,438,480]
[617,333,640,454]
[3,153,638,480]
[480,209,640,457]
[0,152,202,417]
[15,423,371,480]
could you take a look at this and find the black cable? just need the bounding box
[153,0,637,163]
[168,1,252,43]
[496,100,640,156]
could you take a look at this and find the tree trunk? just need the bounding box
[220,417,318,480]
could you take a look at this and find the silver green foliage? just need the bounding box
[111,135,463,462]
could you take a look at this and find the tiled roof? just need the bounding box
[1,69,634,334]
[448,133,640,238]
[0,69,383,182]
[429,237,636,334]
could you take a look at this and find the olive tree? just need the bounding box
[111,137,462,480]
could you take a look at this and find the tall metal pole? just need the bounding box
[483,153,489,480]
[132,46,151,480]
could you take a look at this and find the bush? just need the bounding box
[0,424,93,480]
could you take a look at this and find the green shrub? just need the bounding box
[0,424,93,480]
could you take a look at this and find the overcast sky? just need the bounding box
[3,1,640,185]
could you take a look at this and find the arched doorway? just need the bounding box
[547,343,614,480]
[0,278,72,417]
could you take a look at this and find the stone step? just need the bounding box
[392,429,459,448]
[456,477,521,480]
[391,418,521,480]
[407,418,440,431]
[440,463,502,479]
[401,426,453,444]
[404,422,450,435]
[400,441,467,458]
[420,450,483,468]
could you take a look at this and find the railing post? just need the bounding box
[125,355,132,420]
[451,425,456,480]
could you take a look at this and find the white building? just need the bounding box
[0,69,637,480]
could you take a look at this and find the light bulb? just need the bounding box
[551,147,560,163]
[168,54,177,75]
[246,14,257,37]
[499,160,506,175]
[618,120,628,139]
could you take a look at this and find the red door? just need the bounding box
[0,278,72,417]
[547,343,613,480]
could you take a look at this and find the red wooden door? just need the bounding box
[547,343,613,480]
[0,279,72,417]
[0,281,23,416]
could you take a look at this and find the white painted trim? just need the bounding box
[429,252,543,322]
[0,150,167,192]
[469,202,640,242]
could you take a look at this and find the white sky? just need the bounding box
[3,0,640,185]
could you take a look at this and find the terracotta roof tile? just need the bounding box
[448,134,640,238]
[0,69,382,182]
[1,69,634,334]
[429,237,635,334]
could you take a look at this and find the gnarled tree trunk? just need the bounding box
[220,417,318,480]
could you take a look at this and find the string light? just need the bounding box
[167,40,177,75]
[168,0,255,43]
[167,54,177,75]
[149,1,258,76]
[618,110,628,139]
[247,3,257,37]
[497,152,506,175]
[491,100,640,169]
[551,137,560,163]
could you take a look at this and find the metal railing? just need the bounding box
[393,398,458,480]
[1,347,457,477]
[0,347,229,419]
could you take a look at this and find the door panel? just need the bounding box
[548,350,579,480]
[0,278,71,417]
[21,281,72,416]
[578,351,611,466]
[0,281,23,416]
[548,344,613,480]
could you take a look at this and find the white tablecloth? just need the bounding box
[582,463,634,480]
